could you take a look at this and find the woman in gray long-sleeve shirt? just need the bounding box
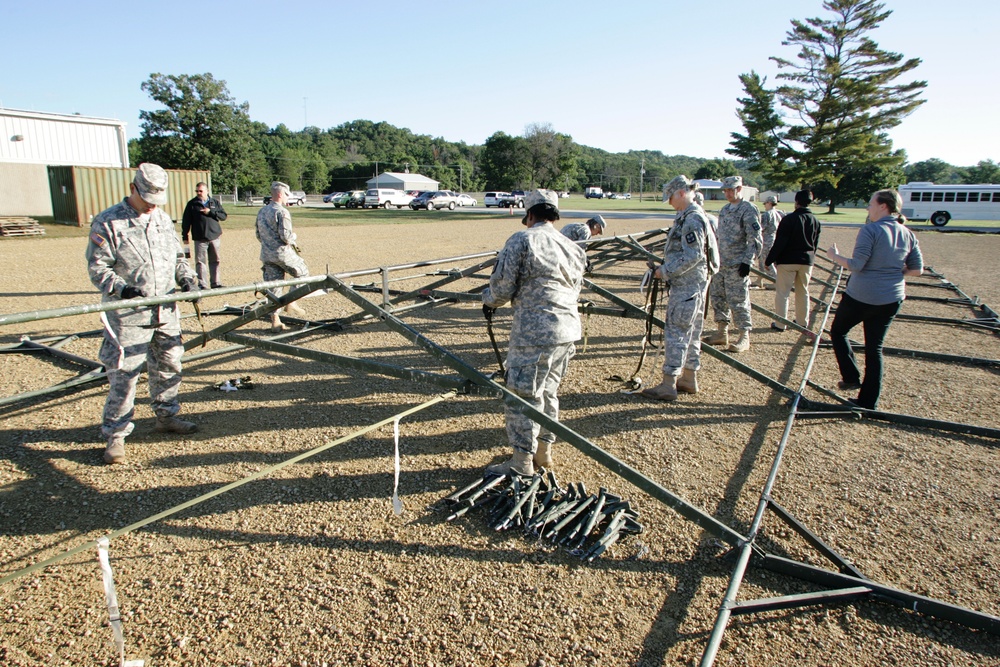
[826,189,923,409]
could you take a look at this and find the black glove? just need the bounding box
[120,286,145,300]
[181,279,197,292]
[738,262,751,278]
[585,260,593,274]
[482,304,496,321]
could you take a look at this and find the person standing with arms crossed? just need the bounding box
[755,195,783,289]
[85,163,200,465]
[641,176,716,401]
[256,181,309,333]
[182,182,228,289]
[705,175,762,353]
[482,189,586,477]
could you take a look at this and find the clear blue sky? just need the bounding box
[3,0,996,167]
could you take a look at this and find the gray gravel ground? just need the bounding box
[1,215,998,666]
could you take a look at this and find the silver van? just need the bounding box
[365,188,414,209]
[484,191,509,208]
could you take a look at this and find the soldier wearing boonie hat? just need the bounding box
[85,162,200,465]
[482,188,586,478]
[706,175,762,352]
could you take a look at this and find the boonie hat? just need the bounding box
[764,195,778,204]
[133,163,168,206]
[587,214,607,230]
[721,175,743,189]
[662,175,692,202]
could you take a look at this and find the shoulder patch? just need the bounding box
[685,231,696,244]
[89,232,106,247]
[752,222,760,231]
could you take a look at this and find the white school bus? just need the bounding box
[898,182,1000,226]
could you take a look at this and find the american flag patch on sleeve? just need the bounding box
[89,232,106,247]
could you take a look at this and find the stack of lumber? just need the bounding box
[0,217,45,237]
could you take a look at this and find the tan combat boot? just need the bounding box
[155,415,198,434]
[284,301,306,318]
[103,434,126,465]
[533,441,554,469]
[270,313,288,333]
[640,372,678,402]
[677,368,698,394]
[485,449,535,478]
[729,330,751,353]
[705,322,729,346]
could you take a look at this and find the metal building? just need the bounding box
[365,172,439,191]
[0,108,129,218]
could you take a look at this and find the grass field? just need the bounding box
[15,196,999,240]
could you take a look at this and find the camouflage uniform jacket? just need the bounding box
[657,203,710,290]
[717,199,762,267]
[256,202,299,264]
[560,222,591,242]
[483,222,586,347]
[760,208,783,241]
[85,199,196,327]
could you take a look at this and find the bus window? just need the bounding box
[909,192,920,201]
[944,192,955,202]
[922,193,932,201]
[969,193,979,203]
[956,192,967,202]
[933,192,943,201]
[994,193,1000,202]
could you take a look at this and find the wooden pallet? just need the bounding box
[0,217,45,237]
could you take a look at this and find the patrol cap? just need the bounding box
[587,214,607,230]
[764,194,778,204]
[523,188,559,211]
[721,175,743,189]
[133,163,168,206]
[693,191,705,206]
[271,181,291,197]
[662,175,692,202]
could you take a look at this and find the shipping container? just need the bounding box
[47,166,211,226]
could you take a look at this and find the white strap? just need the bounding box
[99,311,124,370]
[391,417,403,515]
[96,537,144,667]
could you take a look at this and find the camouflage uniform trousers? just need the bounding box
[504,342,575,455]
[662,284,706,376]
[99,317,184,439]
[262,251,310,297]
[757,234,776,281]
[710,264,753,330]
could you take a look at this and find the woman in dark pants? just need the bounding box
[826,189,923,409]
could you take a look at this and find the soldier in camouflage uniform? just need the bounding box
[642,176,714,401]
[707,175,762,352]
[256,181,310,332]
[85,163,200,465]
[560,214,607,242]
[754,195,783,288]
[482,189,586,477]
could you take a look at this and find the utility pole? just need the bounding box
[459,164,463,192]
[640,157,645,202]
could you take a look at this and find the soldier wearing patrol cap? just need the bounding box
[706,175,762,352]
[560,214,607,242]
[256,181,310,332]
[85,163,200,465]
[482,189,587,477]
[642,176,716,401]
[755,194,783,289]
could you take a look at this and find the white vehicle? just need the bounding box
[456,193,477,207]
[585,186,604,199]
[899,182,1000,227]
[364,188,414,209]
[484,191,509,208]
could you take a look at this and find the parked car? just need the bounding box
[497,190,528,208]
[364,188,414,209]
[609,192,632,200]
[323,191,344,203]
[456,193,477,207]
[484,191,509,208]
[332,190,366,209]
[410,190,458,210]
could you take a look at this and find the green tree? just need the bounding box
[479,132,527,190]
[137,73,266,195]
[965,160,1000,184]
[694,158,739,181]
[904,158,953,184]
[812,142,906,212]
[728,1,926,190]
[523,123,577,189]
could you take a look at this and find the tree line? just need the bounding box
[128,2,994,206]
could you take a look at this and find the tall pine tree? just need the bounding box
[728,0,926,202]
